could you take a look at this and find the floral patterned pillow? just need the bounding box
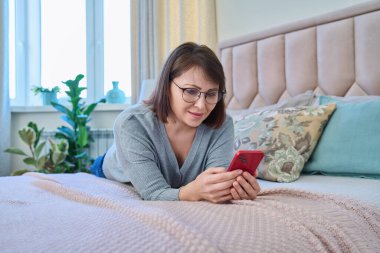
[233,103,336,182]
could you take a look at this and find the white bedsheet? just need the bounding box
[258,175,380,208]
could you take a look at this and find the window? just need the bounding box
[41,0,87,99]
[9,0,131,106]
[104,0,131,97]
[8,0,15,100]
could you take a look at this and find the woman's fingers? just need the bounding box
[211,188,232,198]
[204,167,243,184]
[231,188,241,200]
[195,167,243,203]
[208,178,237,192]
[243,171,261,193]
[233,172,260,200]
[233,180,250,199]
[205,188,233,203]
[198,168,261,202]
[215,194,234,203]
[205,167,229,174]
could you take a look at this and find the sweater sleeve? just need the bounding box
[112,113,180,201]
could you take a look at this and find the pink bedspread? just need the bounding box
[1,172,379,252]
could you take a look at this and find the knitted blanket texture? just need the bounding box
[1,172,379,253]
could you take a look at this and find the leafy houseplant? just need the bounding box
[50,74,106,173]
[5,74,106,175]
[32,85,61,105]
[4,122,70,175]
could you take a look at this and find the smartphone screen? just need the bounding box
[227,150,264,176]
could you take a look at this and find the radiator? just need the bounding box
[42,128,114,158]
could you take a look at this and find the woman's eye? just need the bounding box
[206,91,218,97]
[185,89,200,96]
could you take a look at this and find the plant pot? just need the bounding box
[41,92,58,105]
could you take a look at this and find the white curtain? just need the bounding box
[131,0,158,103]
[131,0,217,103]
[0,0,11,176]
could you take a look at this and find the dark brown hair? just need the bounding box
[145,42,226,128]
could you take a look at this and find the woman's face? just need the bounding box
[168,66,219,129]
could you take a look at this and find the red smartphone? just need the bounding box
[227,150,265,176]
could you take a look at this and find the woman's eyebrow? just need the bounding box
[183,83,219,91]
[181,83,201,89]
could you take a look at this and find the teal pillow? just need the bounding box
[303,96,380,179]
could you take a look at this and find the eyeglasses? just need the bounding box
[172,80,226,104]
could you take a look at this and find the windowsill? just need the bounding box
[11,103,130,113]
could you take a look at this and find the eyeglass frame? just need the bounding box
[171,80,226,104]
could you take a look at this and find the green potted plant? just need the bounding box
[4,122,71,175]
[31,85,60,105]
[5,74,105,175]
[50,74,106,173]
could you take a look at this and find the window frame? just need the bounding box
[86,0,104,103]
[13,0,41,106]
[11,0,115,106]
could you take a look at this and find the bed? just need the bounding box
[1,1,380,252]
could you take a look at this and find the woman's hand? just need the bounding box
[230,170,261,200]
[179,167,242,203]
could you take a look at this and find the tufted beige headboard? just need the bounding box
[219,0,380,110]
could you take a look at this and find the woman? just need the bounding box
[91,42,261,203]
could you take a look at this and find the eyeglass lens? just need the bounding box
[182,88,222,104]
[172,80,224,104]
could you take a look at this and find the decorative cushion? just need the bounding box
[233,103,336,182]
[303,96,380,179]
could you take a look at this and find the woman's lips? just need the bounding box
[188,111,204,118]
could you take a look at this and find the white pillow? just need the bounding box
[311,94,380,106]
[227,90,315,118]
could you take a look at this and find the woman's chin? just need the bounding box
[184,118,203,128]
